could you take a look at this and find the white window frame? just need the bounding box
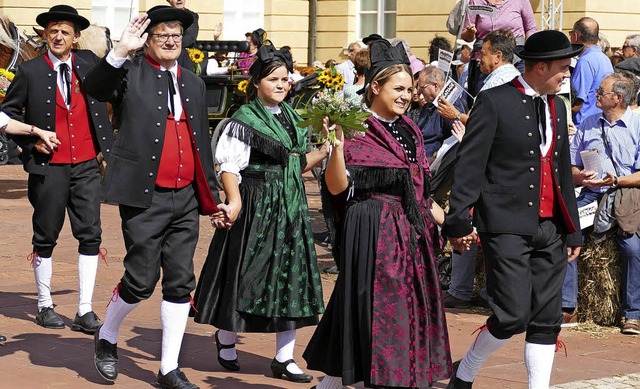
[91,0,138,40]
[223,0,265,41]
[357,0,397,40]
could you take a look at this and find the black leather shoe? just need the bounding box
[71,311,102,334]
[94,327,118,382]
[270,358,312,383]
[215,330,240,371]
[443,292,471,309]
[156,368,199,389]
[0,334,6,342]
[36,306,65,329]
[447,360,473,389]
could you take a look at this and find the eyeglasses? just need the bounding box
[622,45,632,49]
[596,87,616,96]
[419,82,437,90]
[152,33,183,44]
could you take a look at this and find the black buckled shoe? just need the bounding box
[215,330,240,371]
[36,306,65,329]
[156,368,199,389]
[71,311,102,334]
[270,358,313,383]
[94,327,118,382]
[447,360,473,389]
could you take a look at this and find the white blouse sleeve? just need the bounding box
[215,124,251,184]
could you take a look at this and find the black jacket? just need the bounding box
[443,81,581,246]
[1,50,112,175]
[81,55,220,212]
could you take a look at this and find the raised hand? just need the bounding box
[322,116,344,148]
[113,15,151,58]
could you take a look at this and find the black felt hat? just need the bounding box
[249,41,293,79]
[358,37,410,94]
[615,58,640,76]
[515,30,583,61]
[36,5,90,30]
[146,5,194,32]
[362,33,383,46]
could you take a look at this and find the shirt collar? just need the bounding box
[517,75,548,101]
[599,107,633,127]
[47,50,72,71]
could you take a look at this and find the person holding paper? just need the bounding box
[444,30,582,389]
[415,66,467,163]
[461,0,537,99]
[567,72,640,335]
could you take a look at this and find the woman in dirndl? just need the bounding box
[192,41,328,383]
[303,37,452,389]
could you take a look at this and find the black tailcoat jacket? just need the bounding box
[1,50,113,175]
[81,55,221,212]
[443,82,582,247]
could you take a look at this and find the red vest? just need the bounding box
[144,55,219,214]
[156,111,195,188]
[46,55,98,165]
[511,78,576,232]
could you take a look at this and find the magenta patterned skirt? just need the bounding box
[304,194,452,388]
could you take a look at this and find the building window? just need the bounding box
[223,0,265,40]
[358,0,396,40]
[92,0,138,40]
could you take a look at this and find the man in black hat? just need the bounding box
[1,4,112,334]
[83,7,225,389]
[444,30,583,389]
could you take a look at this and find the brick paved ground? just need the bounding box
[1,165,639,388]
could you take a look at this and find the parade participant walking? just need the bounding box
[191,41,327,383]
[1,4,112,334]
[444,30,583,389]
[304,37,451,389]
[83,8,224,388]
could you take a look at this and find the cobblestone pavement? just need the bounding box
[2,165,640,388]
[551,373,640,388]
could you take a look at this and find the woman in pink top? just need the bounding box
[461,0,538,97]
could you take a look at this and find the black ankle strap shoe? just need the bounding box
[215,330,240,371]
[270,358,312,383]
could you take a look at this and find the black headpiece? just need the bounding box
[514,30,583,61]
[252,28,267,47]
[36,5,90,30]
[358,37,410,94]
[145,5,194,33]
[249,41,294,80]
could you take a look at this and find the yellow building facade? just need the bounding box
[1,0,639,66]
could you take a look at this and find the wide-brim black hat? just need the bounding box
[514,30,583,61]
[362,33,383,46]
[615,57,640,76]
[146,5,194,32]
[36,5,90,30]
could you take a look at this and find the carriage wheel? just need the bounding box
[436,251,452,291]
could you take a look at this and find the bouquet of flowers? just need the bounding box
[297,65,370,144]
[186,48,205,75]
[0,67,15,101]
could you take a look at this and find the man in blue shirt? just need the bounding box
[569,72,640,335]
[415,66,466,163]
[570,17,613,126]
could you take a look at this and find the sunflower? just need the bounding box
[237,79,249,93]
[186,48,205,64]
[0,68,14,82]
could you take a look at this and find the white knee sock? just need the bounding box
[78,254,98,316]
[33,256,53,310]
[275,330,303,374]
[217,329,238,361]
[99,291,139,344]
[316,376,343,389]
[456,327,509,382]
[524,342,556,389]
[160,300,190,375]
